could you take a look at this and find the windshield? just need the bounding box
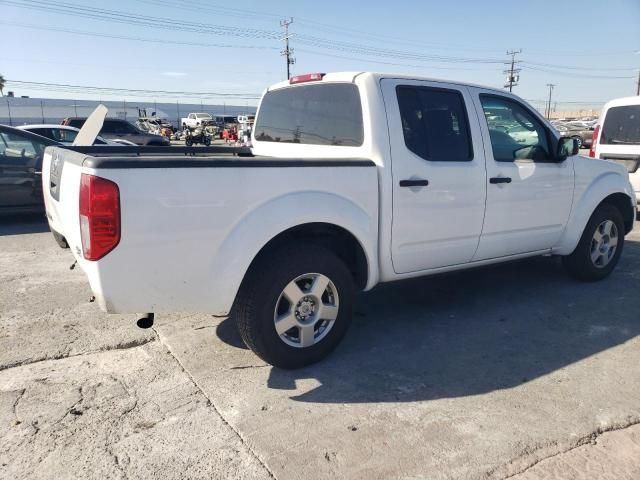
[601,105,640,145]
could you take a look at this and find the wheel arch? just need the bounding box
[554,172,635,255]
[209,191,379,315]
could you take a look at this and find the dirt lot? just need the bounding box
[1,214,639,479]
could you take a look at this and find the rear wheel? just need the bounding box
[185,137,193,146]
[562,204,624,281]
[235,244,354,369]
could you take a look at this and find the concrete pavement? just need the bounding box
[1,213,639,479]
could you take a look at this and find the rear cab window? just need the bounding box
[601,105,640,145]
[254,83,364,146]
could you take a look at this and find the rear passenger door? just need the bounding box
[469,89,574,260]
[381,79,487,273]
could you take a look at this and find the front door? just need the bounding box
[469,89,574,260]
[381,79,487,273]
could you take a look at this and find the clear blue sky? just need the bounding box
[1,0,639,110]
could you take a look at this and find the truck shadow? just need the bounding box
[239,240,640,403]
[0,213,49,236]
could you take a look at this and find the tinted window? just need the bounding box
[480,95,551,162]
[601,105,640,145]
[102,120,137,134]
[396,86,472,161]
[255,83,364,146]
[66,119,85,128]
[29,128,55,141]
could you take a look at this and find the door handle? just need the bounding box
[489,177,512,184]
[399,179,429,187]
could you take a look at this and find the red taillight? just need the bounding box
[79,173,120,261]
[589,124,600,158]
[289,73,325,84]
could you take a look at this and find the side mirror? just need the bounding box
[556,136,579,161]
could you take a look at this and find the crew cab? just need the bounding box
[43,72,636,368]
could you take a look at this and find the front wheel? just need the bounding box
[235,244,354,369]
[562,204,624,281]
[573,136,583,149]
[185,137,193,146]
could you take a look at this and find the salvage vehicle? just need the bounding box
[43,72,636,368]
[184,125,212,146]
[589,96,640,204]
[181,113,212,130]
[0,124,58,214]
[18,124,117,146]
[62,118,170,146]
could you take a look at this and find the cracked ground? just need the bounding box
[1,214,639,479]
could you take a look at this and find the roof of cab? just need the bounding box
[602,96,640,110]
[265,71,508,96]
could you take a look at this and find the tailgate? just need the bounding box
[42,147,86,256]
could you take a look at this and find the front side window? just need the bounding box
[0,131,43,166]
[601,105,640,145]
[396,85,473,161]
[255,83,364,146]
[480,95,551,162]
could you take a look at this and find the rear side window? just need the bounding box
[601,105,640,145]
[255,83,364,146]
[396,86,472,161]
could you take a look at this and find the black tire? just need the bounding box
[562,203,624,281]
[573,136,583,149]
[235,244,354,369]
[185,137,193,147]
[204,137,211,146]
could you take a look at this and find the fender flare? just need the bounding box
[208,191,379,314]
[554,172,635,255]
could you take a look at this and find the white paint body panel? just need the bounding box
[592,96,640,202]
[43,72,635,315]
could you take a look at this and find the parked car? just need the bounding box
[61,118,169,146]
[590,96,640,203]
[553,122,594,149]
[0,124,58,214]
[181,113,212,130]
[43,72,635,369]
[18,124,115,145]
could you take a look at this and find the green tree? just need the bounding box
[0,74,5,96]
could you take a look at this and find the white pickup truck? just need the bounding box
[181,112,212,130]
[43,72,635,368]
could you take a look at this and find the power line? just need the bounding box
[504,49,522,92]
[5,80,261,100]
[545,84,555,119]
[280,18,295,80]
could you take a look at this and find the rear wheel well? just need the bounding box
[600,193,634,234]
[246,223,369,290]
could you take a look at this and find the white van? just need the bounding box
[590,96,640,203]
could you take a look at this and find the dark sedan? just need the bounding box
[553,123,594,149]
[0,124,59,214]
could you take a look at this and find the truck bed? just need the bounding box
[43,145,379,315]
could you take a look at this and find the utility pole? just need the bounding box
[636,70,640,96]
[545,84,555,120]
[504,49,522,92]
[280,18,295,80]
